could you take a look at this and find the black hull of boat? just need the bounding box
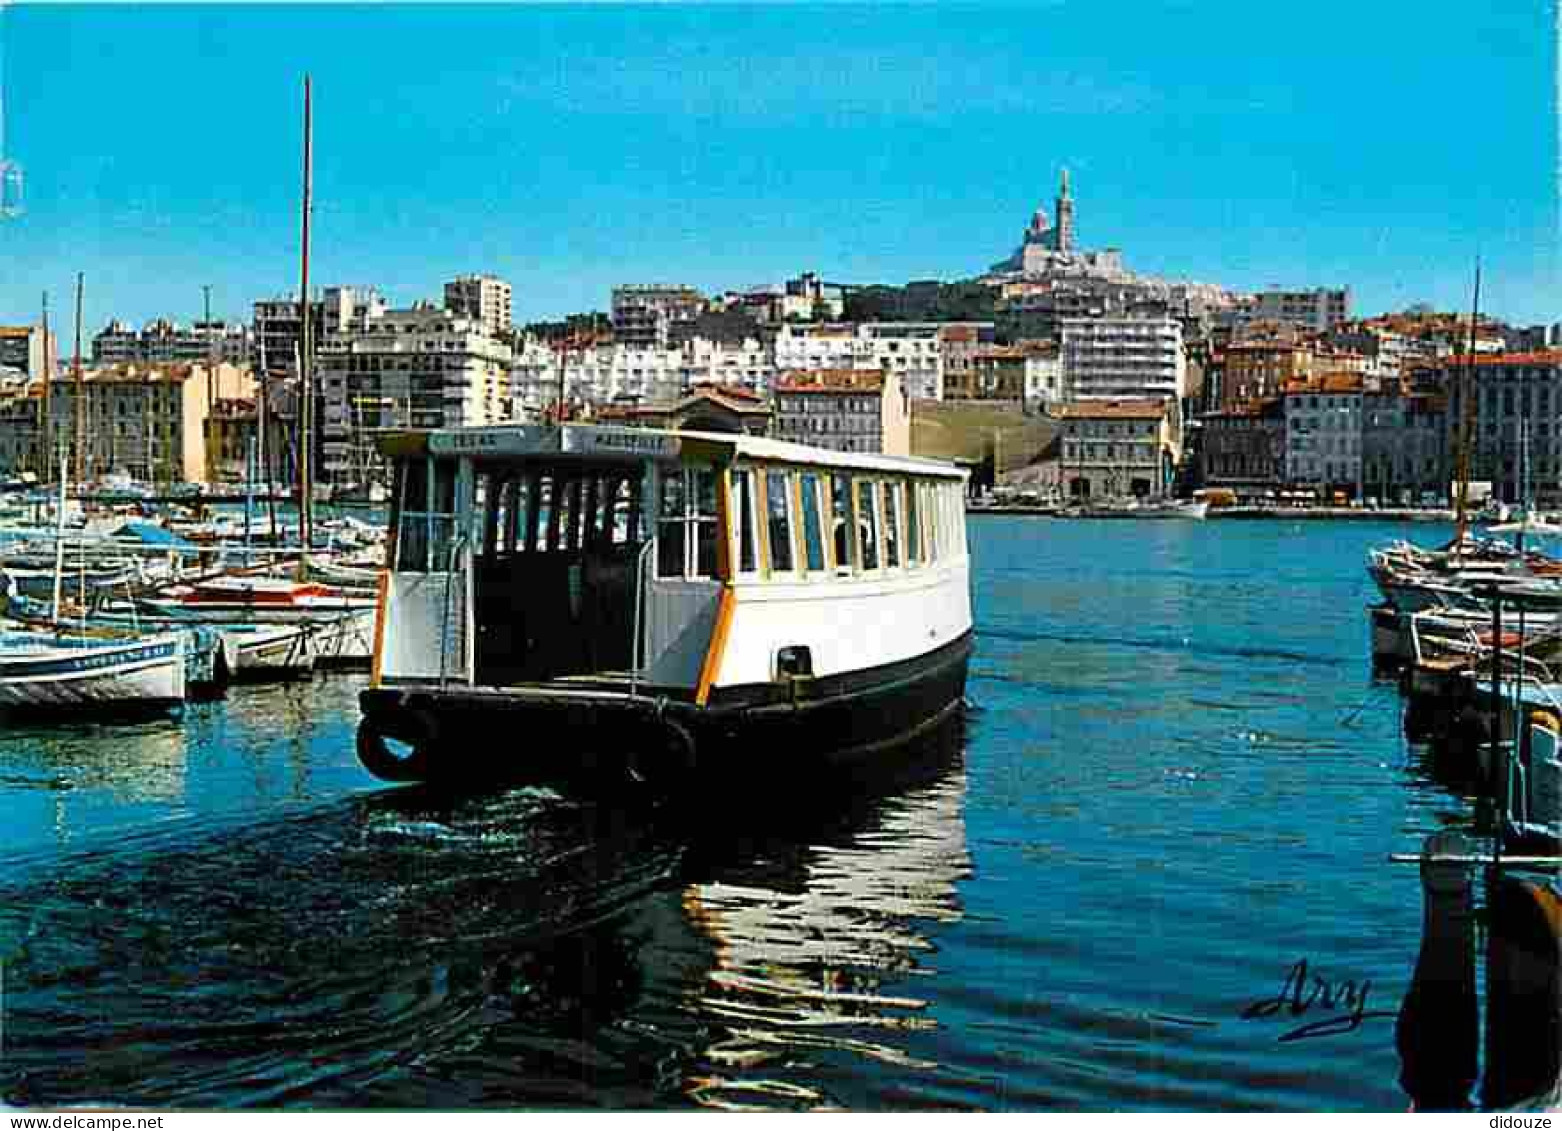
[356,631,974,790]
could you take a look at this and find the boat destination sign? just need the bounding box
[427,426,680,460]
[565,428,680,459]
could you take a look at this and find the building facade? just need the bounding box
[1060,315,1186,404]
[1438,351,1562,506]
[1057,399,1176,500]
[1253,287,1351,332]
[444,275,513,338]
[773,369,910,456]
[611,285,705,348]
[44,362,254,484]
[1362,389,1446,505]
[0,324,54,381]
[318,303,515,480]
[1282,375,1364,499]
[1199,399,1285,496]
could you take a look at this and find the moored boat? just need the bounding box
[0,628,187,713]
[355,424,974,787]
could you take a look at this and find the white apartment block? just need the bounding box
[1253,287,1351,332]
[1024,343,1064,405]
[773,322,950,400]
[253,285,385,376]
[444,275,513,338]
[1061,315,1186,404]
[318,303,514,479]
[512,337,777,414]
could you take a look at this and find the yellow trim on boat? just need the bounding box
[695,586,736,707]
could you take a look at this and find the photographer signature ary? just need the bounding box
[1239,958,1398,1042]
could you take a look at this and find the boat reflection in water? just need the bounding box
[677,714,970,1111]
[0,713,968,1110]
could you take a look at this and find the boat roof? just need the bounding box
[379,423,968,480]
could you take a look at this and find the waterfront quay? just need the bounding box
[0,517,1516,1111]
[969,504,1459,521]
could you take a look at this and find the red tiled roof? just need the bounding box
[774,369,885,393]
[1055,399,1168,420]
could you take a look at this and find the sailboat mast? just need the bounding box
[71,272,84,486]
[39,290,50,483]
[297,73,314,572]
[1451,261,1482,548]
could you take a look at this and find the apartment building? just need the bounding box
[1253,287,1351,332]
[1200,398,1286,495]
[1438,350,1562,506]
[0,323,55,380]
[1362,389,1446,505]
[1060,315,1186,404]
[611,285,705,348]
[317,303,515,479]
[773,369,910,456]
[1282,374,1364,498]
[444,275,513,338]
[252,285,385,377]
[1057,400,1177,500]
[42,361,254,483]
[1222,338,1315,408]
[0,383,42,472]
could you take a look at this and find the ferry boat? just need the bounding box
[355,424,974,787]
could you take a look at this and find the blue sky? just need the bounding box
[0,2,1556,332]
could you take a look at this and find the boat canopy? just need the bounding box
[376,424,967,480]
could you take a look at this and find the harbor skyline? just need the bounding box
[0,1,1557,329]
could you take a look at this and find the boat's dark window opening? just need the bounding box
[800,471,826,574]
[395,457,429,571]
[471,456,653,688]
[883,481,902,568]
[735,468,758,575]
[857,479,880,571]
[767,468,795,574]
[655,467,718,579]
[657,472,686,578]
[695,469,718,578]
[906,478,921,564]
[523,472,543,552]
[832,473,853,574]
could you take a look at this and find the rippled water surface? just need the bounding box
[0,519,1490,1109]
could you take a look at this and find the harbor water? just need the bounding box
[0,518,1487,1110]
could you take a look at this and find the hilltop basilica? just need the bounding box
[988,169,1129,282]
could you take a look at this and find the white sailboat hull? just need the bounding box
[0,633,186,710]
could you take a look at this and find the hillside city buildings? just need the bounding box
[1,171,1557,501]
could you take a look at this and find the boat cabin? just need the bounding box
[373,424,971,706]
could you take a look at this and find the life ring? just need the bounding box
[1532,710,1560,735]
[356,710,438,782]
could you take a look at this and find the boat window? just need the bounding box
[395,456,460,572]
[657,467,719,579]
[883,481,902,568]
[657,472,686,577]
[832,474,853,573]
[767,468,795,574]
[905,478,921,564]
[395,457,428,571]
[734,468,759,575]
[800,471,826,574]
[857,479,880,571]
